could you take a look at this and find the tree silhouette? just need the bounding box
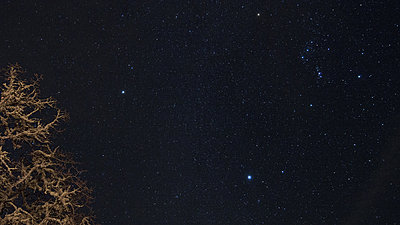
[0,64,95,225]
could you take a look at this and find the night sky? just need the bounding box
[1,0,400,224]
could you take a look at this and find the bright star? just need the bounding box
[121,90,125,94]
[247,175,252,180]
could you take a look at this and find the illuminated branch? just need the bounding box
[0,64,95,225]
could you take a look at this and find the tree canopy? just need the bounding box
[0,64,95,225]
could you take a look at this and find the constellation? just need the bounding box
[300,39,332,84]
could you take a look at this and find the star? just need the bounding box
[121,90,125,94]
[247,175,252,180]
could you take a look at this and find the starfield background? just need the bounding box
[1,0,399,224]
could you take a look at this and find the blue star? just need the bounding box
[357,74,362,78]
[247,175,252,180]
[121,90,125,94]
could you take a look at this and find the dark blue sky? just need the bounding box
[1,0,399,224]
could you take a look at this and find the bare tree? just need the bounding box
[0,64,95,225]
